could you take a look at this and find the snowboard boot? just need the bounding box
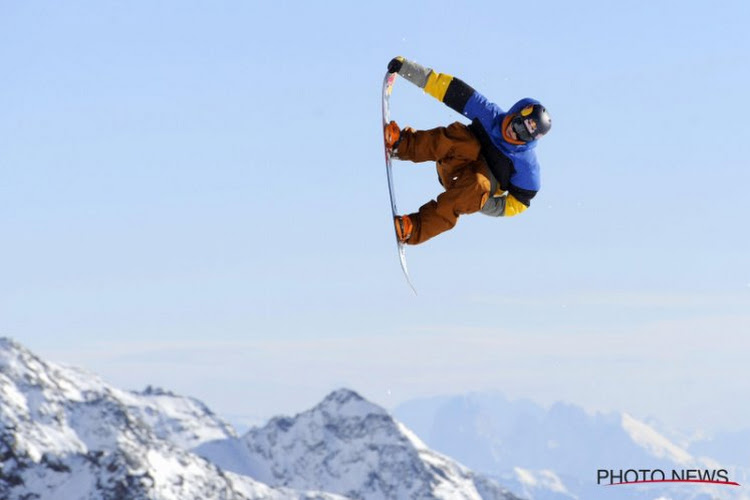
[384,121,402,153]
[394,215,413,243]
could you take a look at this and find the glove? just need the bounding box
[387,56,404,74]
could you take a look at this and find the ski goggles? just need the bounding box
[511,116,538,143]
[510,104,550,143]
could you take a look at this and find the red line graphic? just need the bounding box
[607,479,741,487]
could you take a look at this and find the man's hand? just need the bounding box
[388,56,404,74]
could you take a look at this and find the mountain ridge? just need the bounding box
[0,338,519,500]
[197,387,521,500]
[0,337,343,500]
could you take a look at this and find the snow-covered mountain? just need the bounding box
[123,385,238,450]
[7,335,744,500]
[0,338,344,500]
[395,393,748,500]
[197,389,521,500]
[0,338,519,500]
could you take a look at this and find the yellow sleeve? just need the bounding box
[423,71,454,102]
[503,195,529,217]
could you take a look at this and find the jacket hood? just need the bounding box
[508,97,542,115]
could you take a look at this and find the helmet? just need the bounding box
[510,103,551,142]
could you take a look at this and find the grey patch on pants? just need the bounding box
[480,168,506,217]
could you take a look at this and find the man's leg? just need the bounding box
[395,122,480,164]
[406,169,490,245]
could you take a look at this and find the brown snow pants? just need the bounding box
[396,122,492,245]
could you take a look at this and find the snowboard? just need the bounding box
[382,71,417,294]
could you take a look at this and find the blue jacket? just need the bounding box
[464,95,542,199]
[417,67,543,211]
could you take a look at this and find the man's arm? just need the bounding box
[388,57,497,120]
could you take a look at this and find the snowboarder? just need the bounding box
[385,56,551,245]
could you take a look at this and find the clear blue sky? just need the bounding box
[1,1,749,432]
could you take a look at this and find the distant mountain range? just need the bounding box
[0,338,517,500]
[394,393,749,500]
